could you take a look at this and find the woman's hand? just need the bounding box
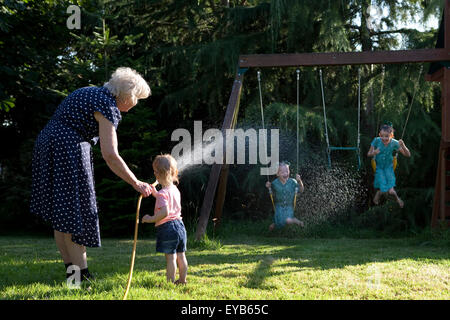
[133,180,151,197]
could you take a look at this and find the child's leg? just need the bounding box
[268,223,275,231]
[175,252,188,284]
[388,188,404,208]
[165,253,177,282]
[373,190,382,205]
[286,218,304,227]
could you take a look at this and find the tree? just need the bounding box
[0,0,443,234]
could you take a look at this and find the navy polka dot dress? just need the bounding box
[30,86,121,247]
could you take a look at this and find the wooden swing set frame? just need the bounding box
[195,0,450,240]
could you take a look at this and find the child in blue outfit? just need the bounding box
[367,123,411,208]
[265,162,304,231]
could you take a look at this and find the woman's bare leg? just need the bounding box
[63,233,87,269]
[54,230,72,264]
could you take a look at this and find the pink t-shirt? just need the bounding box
[154,184,182,227]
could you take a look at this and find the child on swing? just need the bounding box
[142,154,188,285]
[265,162,305,231]
[367,122,411,208]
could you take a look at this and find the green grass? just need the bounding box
[1,223,449,300]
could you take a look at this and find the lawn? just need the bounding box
[1,227,449,300]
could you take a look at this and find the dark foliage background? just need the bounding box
[0,0,444,237]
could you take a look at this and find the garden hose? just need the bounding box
[122,180,158,300]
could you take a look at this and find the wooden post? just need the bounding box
[443,0,450,142]
[213,97,241,231]
[446,0,450,56]
[443,66,450,142]
[432,145,443,228]
[429,1,449,227]
[440,146,446,222]
[195,70,245,240]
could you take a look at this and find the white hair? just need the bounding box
[104,67,151,103]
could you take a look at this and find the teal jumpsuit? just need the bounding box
[371,137,400,193]
[271,178,298,228]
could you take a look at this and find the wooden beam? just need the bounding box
[195,70,245,240]
[239,49,449,68]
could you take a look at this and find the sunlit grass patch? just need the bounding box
[1,233,449,300]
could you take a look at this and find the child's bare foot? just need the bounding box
[269,223,275,231]
[174,279,187,285]
[142,214,152,223]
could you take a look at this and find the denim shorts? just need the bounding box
[155,219,187,254]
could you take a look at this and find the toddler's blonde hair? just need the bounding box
[153,154,179,186]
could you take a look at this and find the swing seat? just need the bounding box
[371,155,398,173]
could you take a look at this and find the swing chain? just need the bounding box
[257,70,271,183]
[400,64,423,140]
[319,69,331,166]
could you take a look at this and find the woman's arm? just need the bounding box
[94,112,150,196]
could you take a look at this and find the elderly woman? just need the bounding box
[30,67,152,282]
